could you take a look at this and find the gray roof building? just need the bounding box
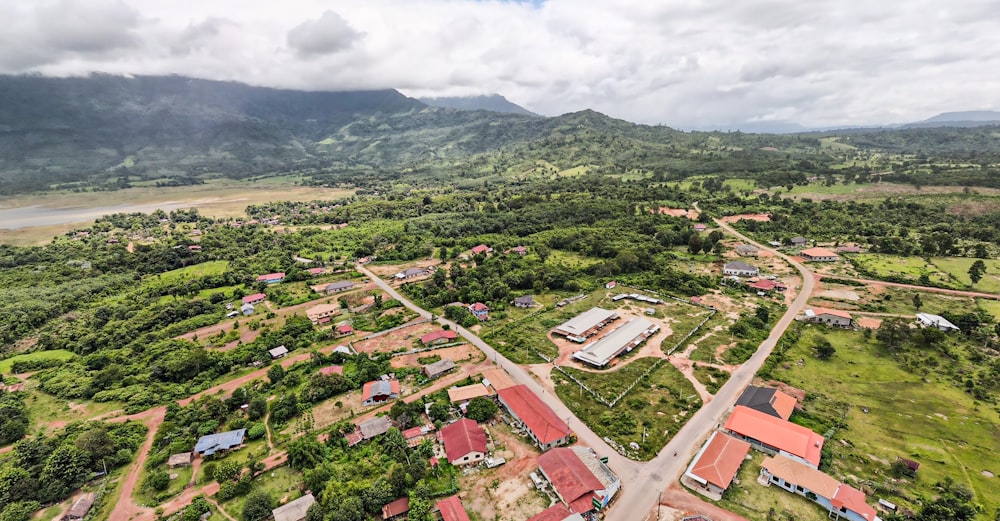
[269,345,289,359]
[572,318,660,367]
[423,359,458,379]
[272,494,316,521]
[325,281,355,292]
[194,429,246,456]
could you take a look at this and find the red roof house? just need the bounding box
[362,379,400,406]
[684,431,752,497]
[256,272,286,283]
[724,406,824,468]
[528,505,577,521]
[471,244,491,255]
[242,293,267,305]
[307,267,325,275]
[832,483,878,521]
[420,329,458,345]
[799,248,839,262]
[381,497,410,520]
[537,448,607,514]
[335,324,354,336]
[497,385,570,450]
[469,302,489,320]
[435,495,471,521]
[440,418,487,466]
[748,279,778,291]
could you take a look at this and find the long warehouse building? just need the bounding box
[551,307,620,343]
[572,317,660,367]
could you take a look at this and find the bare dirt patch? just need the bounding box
[366,258,442,278]
[817,289,861,301]
[305,390,366,432]
[459,423,547,521]
[389,343,484,369]
[351,322,439,355]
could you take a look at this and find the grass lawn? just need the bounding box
[976,298,1000,319]
[850,254,954,286]
[146,260,230,286]
[660,303,716,355]
[691,364,730,395]
[715,452,830,521]
[765,326,1000,516]
[19,388,124,433]
[931,257,1000,293]
[133,466,194,506]
[853,286,974,316]
[553,357,702,460]
[0,349,75,373]
[220,466,304,518]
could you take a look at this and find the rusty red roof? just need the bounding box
[528,504,575,521]
[497,385,570,445]
[242,293,266,304]
[435,495,471,521]
[440,418,487,464]
[382,497,410,518]
[538,447,605,513]
[421,329,458,344]
[319,365,343,376]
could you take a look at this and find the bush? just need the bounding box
[246,423,266,440]
[143,469,170,492]
[0,502,42,521]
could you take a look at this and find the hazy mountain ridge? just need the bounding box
[418,94,538,116]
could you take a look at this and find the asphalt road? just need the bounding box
[359,217,817,521]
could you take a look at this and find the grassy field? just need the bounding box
[691,363,730,394]
[554,357,702,460]
[766,327,1000,516]
[220,466,304,519]
[850,254,955,287]
[931,257,1000,293]
[0,349,75,373]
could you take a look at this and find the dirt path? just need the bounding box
[207,497,237,521]
[659,484,751,521]
[820,275,1000,300]
[667,356,714,403]
[107,407,167,521]
[265,413,275,451]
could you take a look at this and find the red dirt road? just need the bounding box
[660,484,751,521]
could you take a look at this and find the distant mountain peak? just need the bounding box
[418,94,538,116]
[922,110,1000,123]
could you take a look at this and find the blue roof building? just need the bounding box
[194,429,246,456]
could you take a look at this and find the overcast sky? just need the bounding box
[2,0,998,129]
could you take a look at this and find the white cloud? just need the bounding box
[1,0,998,129]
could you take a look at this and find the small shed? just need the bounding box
[272,493,316,521]
[382,497,410,520]
[64,494,95,521]
[269,345,289,359]
[424,359,457,380]
[168,452,193,468]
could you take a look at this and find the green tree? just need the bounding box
[213,460,242,483]
[969,260,986,285]
[0,501,41,521]
[687,234,703,255]
[754,306,770,324]
[428,403,450,423]
[465,397,498,422]
[814,337,836,360]
[287,437,326,471]
[267,364,285,385]
[912,293,923,310]
[143,470,170,492]
[241,490,274,521]
[74,427,116,464]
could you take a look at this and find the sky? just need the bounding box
[2,0,998,130]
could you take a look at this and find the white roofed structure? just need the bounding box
[572,317,659,367]
[551,307,620,343]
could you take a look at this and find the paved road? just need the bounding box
[364,238,816,521]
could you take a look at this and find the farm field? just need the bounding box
[765,326,1000,516]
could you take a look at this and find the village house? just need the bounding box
[307,267,325,276]
[362,379,400,406]
[167,452,193,468]
[800,247,840,262]
[268,345,289,359]
[724,406,824,468]
[242,293,266,306]
[469,302,489,320]
[324,281,355,294]
[791,237,809,247]
[447,383,495,404]
[734,386,797,420]
[334,323,354,337]
[804,307,853,328]
[395,267,429,280]
[256,272,286,284]
[420,329,458,346]
[423,358,457,380]
[63,494,95,521]
[435,495,472,521]
[306,303,340,324]
[471,244,492,255]
[508,245,528,255]
[440,418,488,466]
[605,281,617,289]
[538,446,621,513]
[723,261,760,278]
[194,429,246,457]
[916,313,959,332]
[272,494,316,521]
[345,416,394,446]
[736,244,760,257]
[761,454,880,521]
[748,279,786,293]
[382,498,410,521]
[683,431,752,499]
[402,424,436,448]
[481,367,518,391]
[693,223,708,232]
[528,505,584,521]
[497,384,571,450]
[513,295,536,308]
[240,303,255,316]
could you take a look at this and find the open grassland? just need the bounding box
[850,254,956,287]
[554,357,702,460]
[931,257,1000,293]
[0,349,76,373]
[780,181,1000,201]
[767,327,1000,516]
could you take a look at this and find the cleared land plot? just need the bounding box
[389,343,482,369]
[931,257,1000,293]
[350,321,438,354]
[850,254,954,287]
[459,422,547,521]
[767,327,1000,516]
[0,349,75,373]
[553,357,702,460]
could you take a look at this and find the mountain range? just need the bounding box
[0,73,998,195]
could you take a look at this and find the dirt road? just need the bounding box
[820,275,1000,300]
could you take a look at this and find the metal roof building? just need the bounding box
[551,308,620,342]
[272,494,315,521]
[194,429,246,456]
[572,317,659,367]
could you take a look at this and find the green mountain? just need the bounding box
[418,94,538,116]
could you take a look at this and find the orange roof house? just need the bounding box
[762,454,879,521]
[684,431,752,497]
[724,406,824,468]
[734,386,797,420]
[800,247,839,261]
[440,418,488,466]
[480,367,517,391]
[497,385,570,450]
